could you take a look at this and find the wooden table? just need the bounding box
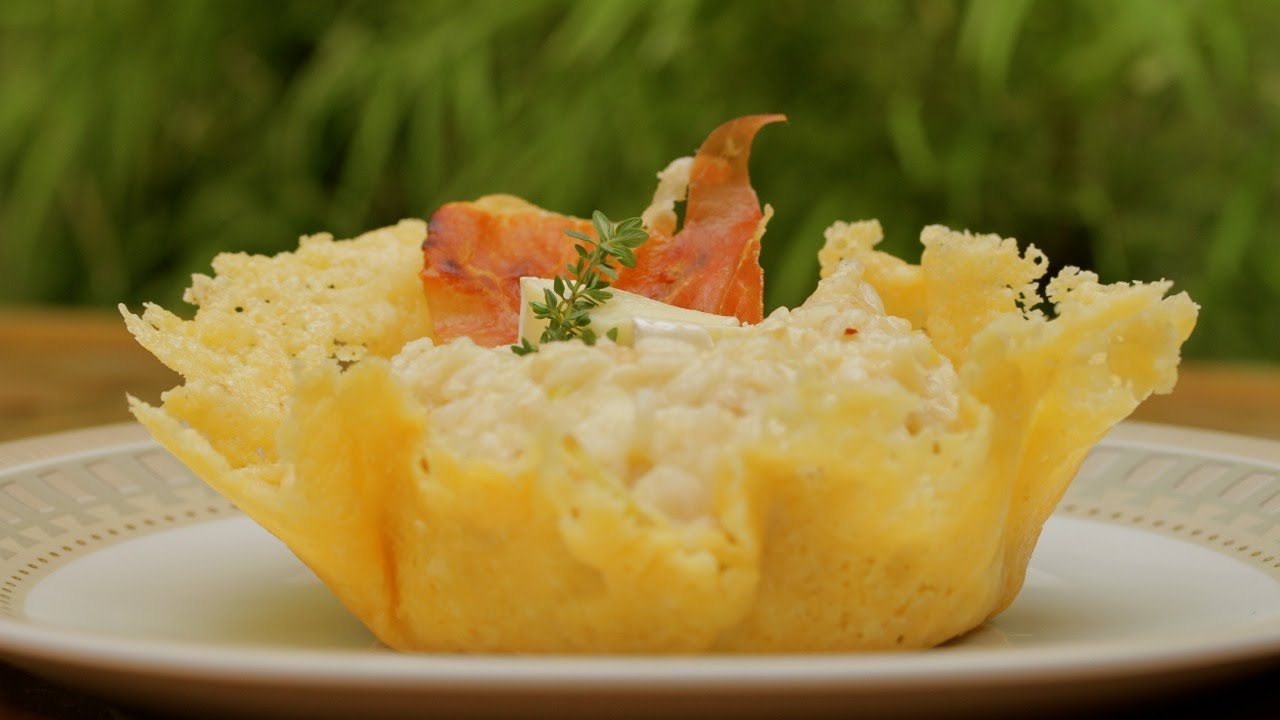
[1,307,1279,719]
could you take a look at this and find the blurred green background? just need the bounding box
[1,0,1277,360]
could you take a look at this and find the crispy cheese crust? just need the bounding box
[123,217,1197,653]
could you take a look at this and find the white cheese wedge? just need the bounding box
[517,276,741,348]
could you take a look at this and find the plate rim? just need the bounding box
[0,596,1277,692]
[0,420,1278,694]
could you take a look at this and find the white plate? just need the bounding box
[1,422,1279,718]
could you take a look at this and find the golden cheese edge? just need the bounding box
[825,223,1200,616]
[123,216,1197,653]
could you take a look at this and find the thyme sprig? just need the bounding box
[512,211,649,355]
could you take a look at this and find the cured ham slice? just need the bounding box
[421,115,784,346]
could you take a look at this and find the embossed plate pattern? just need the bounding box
[0,421,1277,719]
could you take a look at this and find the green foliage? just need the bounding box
[1,0,1277,360]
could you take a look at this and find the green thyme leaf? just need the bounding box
[510,337,538,356]
[510,211,650,354]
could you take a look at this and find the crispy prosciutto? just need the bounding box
[421,115,784,346]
